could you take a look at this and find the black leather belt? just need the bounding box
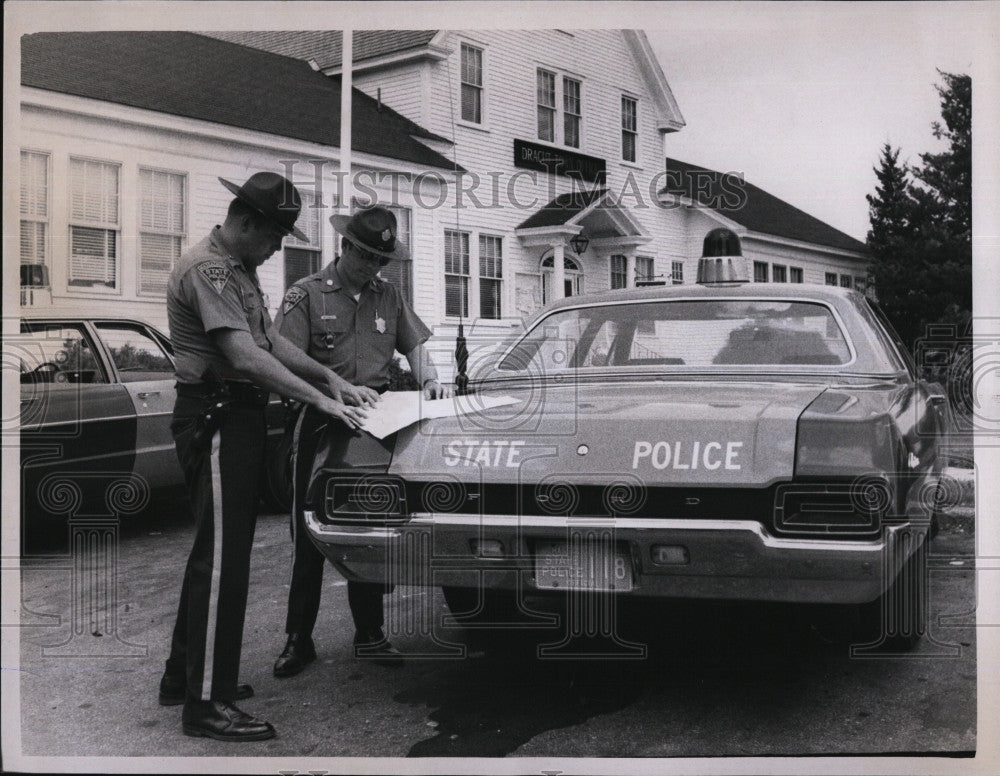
[176,381,269,406]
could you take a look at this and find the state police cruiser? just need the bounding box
[160,172,372,743]
[272,206,450,677]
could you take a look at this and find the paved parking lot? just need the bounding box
[9,479,979,764]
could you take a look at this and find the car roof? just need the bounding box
[543,281,860,311]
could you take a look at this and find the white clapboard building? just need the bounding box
[18,30,870,373]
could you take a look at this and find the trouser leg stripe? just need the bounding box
[287,406,306,589]
[201,429,224,700]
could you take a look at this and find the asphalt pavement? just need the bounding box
[10,472,979,764]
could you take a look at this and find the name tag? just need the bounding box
[321,314,338,320]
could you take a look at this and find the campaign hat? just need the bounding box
[219,172,307,242]
[330,206,409,262]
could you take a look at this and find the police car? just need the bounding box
[302,231,951,649]
[17,316,289,549]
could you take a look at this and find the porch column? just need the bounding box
[625,252,637,288]
[552,242,566,300]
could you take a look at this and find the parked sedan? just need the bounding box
[301,278,952,650]
[17,317,290,550]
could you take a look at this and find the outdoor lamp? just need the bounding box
[569,233,590,255]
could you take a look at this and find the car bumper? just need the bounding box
[303,511,923,605]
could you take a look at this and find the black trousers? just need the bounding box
[165,394,266,702]
[284,405,390,637]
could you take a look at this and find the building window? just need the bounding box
[537,69,556,142]
[563,77,581,148]
[378,205,413,303]
[854,276,867,295]
[790,267,803,283]
[671,260,684,285]
[825,272,838,286]
[444,229,470,317]
[621,95,638,163]
[284,247,320,290]
[610,254,627,289]
[284,192,322,289]
[20,150,49,276]
[138,169,185,296]
[69,157,120,289]
[771,264,787,283]
[753,261,769,283]
[839,274,852,288]
[479,234,503,319]
[460,43,483,124]
[636,256,654,283]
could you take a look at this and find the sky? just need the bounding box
[642,3,993,242]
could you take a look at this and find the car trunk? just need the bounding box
[388,380,827,489]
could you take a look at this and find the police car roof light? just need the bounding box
[697,228,750,284]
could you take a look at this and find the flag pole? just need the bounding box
[339,28,353,214]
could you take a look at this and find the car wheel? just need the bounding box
[856,533,927,651]
[262,432,293,512]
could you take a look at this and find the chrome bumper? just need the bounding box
[303,511,923,605]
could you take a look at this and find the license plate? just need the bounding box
[534,539,634,592]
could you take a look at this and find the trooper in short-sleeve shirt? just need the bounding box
[159,172,369,744]
[271,206,447,677]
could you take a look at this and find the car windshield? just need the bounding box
[497,299,852,372]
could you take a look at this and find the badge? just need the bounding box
[282,286,307,314]
[375,312,386,334]
[196,261,232,294]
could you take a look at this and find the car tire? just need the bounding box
[262,432,294,513]
[856,532,928,651]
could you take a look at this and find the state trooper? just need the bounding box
[159,172,374,742]
[272,206,450,677]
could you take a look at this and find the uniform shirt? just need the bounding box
[167,226,273,383]
[275,260,430,390]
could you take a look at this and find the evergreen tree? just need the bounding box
[910,71,972,330]
[866,72,972,353]
[866,144,920,346]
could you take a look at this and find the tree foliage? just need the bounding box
[866,71,971,353]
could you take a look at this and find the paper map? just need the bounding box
[359,391,520,439]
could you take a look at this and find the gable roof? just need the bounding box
[203,30,684,130]
[661,158,868,254]
[21,31,458,170]
[205,30,438,71]
[516,189,609,230]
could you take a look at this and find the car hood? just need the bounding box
[388,381,827,488]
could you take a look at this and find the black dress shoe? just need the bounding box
[182,700,275,741]
[353,629,403,666]
[273,632,316,678]
[158,672,254,706]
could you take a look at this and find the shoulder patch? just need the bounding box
[196,261,232,294]
[282,286,308,314]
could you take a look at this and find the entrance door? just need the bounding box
[540,254,584,304]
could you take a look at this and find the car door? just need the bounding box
[91,321,180,490]
[19,320,137,526]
